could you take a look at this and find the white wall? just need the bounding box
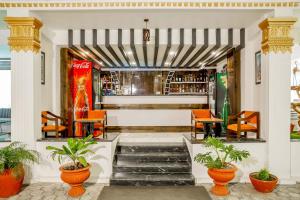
[291,141,300,181]
[30,138,119,184]
[40,34,54,112]
[188,141,267,184]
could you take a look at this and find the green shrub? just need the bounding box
[256,168,272,181]
[46,135,97,170]
[0,142,39,178]
[194,137,250,169]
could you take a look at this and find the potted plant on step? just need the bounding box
[249,168,278,193]
[46,135,97,197]
[194,137,250,196]
[0,142,39,198]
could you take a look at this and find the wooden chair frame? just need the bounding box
[41,111,67,138]
[227,111,260,139]
[191,110,216,139]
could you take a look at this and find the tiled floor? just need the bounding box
[1,182,300,200]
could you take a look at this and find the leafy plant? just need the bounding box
[194,137,250,169]
[46,135,97,170]
[0,142,39,177]
[256,168,273,181]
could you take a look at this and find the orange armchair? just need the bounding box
[41,111,67,138]
[227,111,260,139]
[191,109,215,138]
[88,110,107,137]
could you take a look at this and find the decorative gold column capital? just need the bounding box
[259,17,296,54]
[4,17,43,53]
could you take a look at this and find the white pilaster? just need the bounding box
[263,52,293,183]
[5,15,43,147]
[259,16,296,184]
[10,52,41,147]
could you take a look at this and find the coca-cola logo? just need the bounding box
[73,62,90,69]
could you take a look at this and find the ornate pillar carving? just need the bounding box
[259,17,296,54]
[4,17,42,53]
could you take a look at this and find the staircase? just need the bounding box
[110,142,195,186]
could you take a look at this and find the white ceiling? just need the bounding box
[34,9,269,30]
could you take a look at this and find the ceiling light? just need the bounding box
[126,51,133,55]
[211,51,216,55]
[169,51,176,56]
[198,62,203,66]
[165,62,171,66]
[131,62,136,66]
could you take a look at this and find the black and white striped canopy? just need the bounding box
[68,28,244,69]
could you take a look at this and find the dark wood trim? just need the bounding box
[93,29,117,66]
[192,28,221,68]
[161,28,172,67]
[68,29,73,48]
[176,28,196,67]
[107,126,192,133]
[100,103,208,110]
[206,29,233,66]
[130,29,140,67]
[170,28,184,67]
[153,28,159,67]
[118,29,131,66]
[185,28,209,67]
[143,34,148,67]
[236,28,245,51]
[105,29,124,67]
[80,29,109,67]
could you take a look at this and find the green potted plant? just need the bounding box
[0,142,39,198]
[194,137,250,196]
[249,168,278,193]
[46,135,97,197]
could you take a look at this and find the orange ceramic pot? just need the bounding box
[207,164,237,196]
[0,166,25,198]
[249,172,278,193]
[60,164,90,197]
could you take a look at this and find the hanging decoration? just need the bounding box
[143,18,150,42]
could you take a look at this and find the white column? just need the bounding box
[5,16,43,147]
[259,17,296,183]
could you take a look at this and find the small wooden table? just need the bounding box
[194,118,223,138]
[74,118,105,138]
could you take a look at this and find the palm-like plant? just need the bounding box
[194,137,250,169]
[0,142,39,178]
[46,135,97,170]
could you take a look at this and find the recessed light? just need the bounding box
[126,51,133,55]
[130,62,136,66]
[169,51,176,56]
[211,51,216,55]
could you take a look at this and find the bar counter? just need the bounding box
[96,95,214,128]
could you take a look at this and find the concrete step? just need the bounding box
[113,161,191,173]
[110,172,195,186]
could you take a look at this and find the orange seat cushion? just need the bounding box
[42,125,66,132]
[94,123,104,129]
[195,122,216,129]
[195,122,204,129]
[227,124,257,132]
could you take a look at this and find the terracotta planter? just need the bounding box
[60,163,90,197]
[0,166,25,198]
[207,164,237,196]
[249,172,278,193]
